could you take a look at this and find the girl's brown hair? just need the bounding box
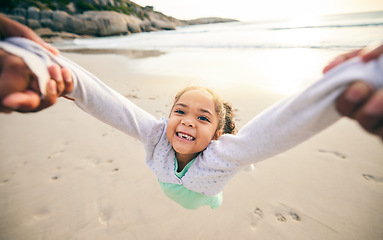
[172,86,237,135]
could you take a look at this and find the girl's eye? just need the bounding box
[198,116,210,122]
[175,110,185,115]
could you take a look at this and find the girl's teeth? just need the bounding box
[177,133,195,140]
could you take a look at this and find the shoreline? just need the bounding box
[60,48,166,59]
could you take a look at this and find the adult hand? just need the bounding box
[0,49,73,113]
[323,42,383,139]
[0,14,59,56]
[323,42,383,74]
[336,81,383,139]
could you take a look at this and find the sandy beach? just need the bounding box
[0,48,382,240]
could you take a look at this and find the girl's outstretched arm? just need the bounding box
[210,54,383,166]
[0,37,164,143]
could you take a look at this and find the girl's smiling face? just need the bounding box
[166,89,221,162]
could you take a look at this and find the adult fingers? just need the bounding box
[48,64,64,96]
[323,49,362,73]
[23,25,60,55]
[9,80,59,113]
[0,50,32,97]
[34,38,60,56]
[35,80,58,112]
[61,68,74,95]
[335,81,372,118]
[353,88,383,136]
[2,90,41,112]
[360,42,383,62]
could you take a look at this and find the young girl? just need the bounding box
[1,37,382,210]
[159,86,237,209]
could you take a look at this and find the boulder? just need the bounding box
[27,7,40,20]
[66,17,86,34]
[40,18,56,30]
[146,11,177,30]
[66,2,76,14]
[27,19,41,29]
[138,19,152,31]
[151,19,176,31]
[81,11,128,36]
[81,19,99,35]
[124,15,142,33]
[40,10,53,20]
[127,23,141,33]
[51,22,64,32]
[142,25,159,32]
[52,11,70,22]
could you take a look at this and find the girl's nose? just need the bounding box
[181,118,195,127]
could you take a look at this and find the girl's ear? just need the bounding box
[213,130,222,140]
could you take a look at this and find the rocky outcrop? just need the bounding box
[6,6,181,37]
[2,1,237,41]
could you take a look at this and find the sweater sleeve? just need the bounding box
[0,37,164,143]
[56,54,164,142]
[207,55,383,166]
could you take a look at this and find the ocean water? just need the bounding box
[59,11,383,51]
[57,11,383,94]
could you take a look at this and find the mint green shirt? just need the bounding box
[158,158,223,210]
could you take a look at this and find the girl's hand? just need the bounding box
[0,49,73,113]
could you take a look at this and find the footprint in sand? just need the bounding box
[290,212,301,221]
[275,212,302,222]
[104,159,120,173]
[274,202,302,222]
[362,174,383,183]
[318,149,346,159]
[254,208,264,218]
[51,176,59,180]
[250,208,264,228]
[125,94,139,99]
[251,207,301,227]
[0,179,9,186]
[98,203,112,226]
[275,213,287,222]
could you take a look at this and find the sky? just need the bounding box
[133,0,383,21]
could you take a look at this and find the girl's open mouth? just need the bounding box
[176,132,195,141]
